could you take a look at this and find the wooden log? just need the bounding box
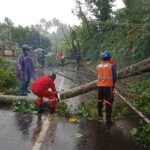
[0,57,150,103]
[0,95,35,103]
[60,57,150,99]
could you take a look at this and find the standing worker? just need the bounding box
[99,51,118,101]
[36,48,46,68]
[61,53,65,65]
[16,44,36,96]
[75,51,81,71]
[97,50,117,125]
[31,73,59,114]
[35,48,46,77]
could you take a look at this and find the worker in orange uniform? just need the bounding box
[31,73,59,114]
[100,53,118,102]
[97,50,117,125]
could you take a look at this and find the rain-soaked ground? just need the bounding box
[0,64,146,150]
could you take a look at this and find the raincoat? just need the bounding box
[16,53,36,81]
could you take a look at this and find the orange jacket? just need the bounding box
[97,61,113,87]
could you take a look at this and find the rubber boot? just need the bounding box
[105,104,113,125]
[37,105,43,114]
[49,107,55,114]
[98,102,103,118]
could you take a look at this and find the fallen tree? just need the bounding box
[0,57,150,103]
[61,57,150,99]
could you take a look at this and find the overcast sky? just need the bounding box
[0,0,125,27]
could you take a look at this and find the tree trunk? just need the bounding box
[0,57,150,103]
[60,57,150,99]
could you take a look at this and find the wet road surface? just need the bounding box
[40,117,143,150]
[0,64,146,150]
[0,110,46,150]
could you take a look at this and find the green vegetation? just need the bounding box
[72,99,129,120]
[12,98,124,121]
[12,99,37,113]
[126,77,150,148]
[59,0,150,69]
[73,100,99,120]
[0,57,19,94]
[131,124,150,149]
[45,56,59,67]
[56,101,70,117]
[112,100,130,119]
[0,17,51,51]
[12,99,70,117]
[128,78,150,117]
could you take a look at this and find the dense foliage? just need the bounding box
[128,78,150,117]
[0,18,51,52]
[0,57,19,93]
[131,124,150,149]
[64,0,150,69]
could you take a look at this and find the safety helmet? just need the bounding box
[22,44,31,52]
[101,50,111,60]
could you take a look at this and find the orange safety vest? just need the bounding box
[97,61,113,87]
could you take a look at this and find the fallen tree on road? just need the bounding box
[0,57,150,103]
[60,57,150,99]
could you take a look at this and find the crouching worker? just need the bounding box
[31,73,59,114]
[97,50,117,125]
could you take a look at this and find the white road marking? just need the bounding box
[32,118,50,150]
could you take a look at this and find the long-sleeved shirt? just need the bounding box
[31,75,58,98]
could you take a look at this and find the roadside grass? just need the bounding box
[131,124,150,150]
[0,57,20,95]
[127,78,150,149]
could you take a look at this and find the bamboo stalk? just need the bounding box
[115,90,150,123]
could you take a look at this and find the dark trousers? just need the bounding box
[76,61,80,71]
[97,86,113,122]
[21,78,30,93]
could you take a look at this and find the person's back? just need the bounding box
[36,49,46,67]
[32,75,54,90]
[75,53,81,62]
[75,52,81,71]
[31,73,58,114]
[97,50,117,125]
[97,61,114,87]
